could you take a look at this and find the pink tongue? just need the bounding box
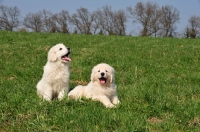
[63,56,71,61]
[100,79,106,84]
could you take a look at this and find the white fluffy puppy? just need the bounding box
[68,63,120,108]
[36,43,71,101]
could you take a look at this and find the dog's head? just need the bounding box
[48,43,71,63]
[90,63,115,85]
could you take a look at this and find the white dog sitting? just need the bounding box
[68,63,120,108]
[36,43,71,101]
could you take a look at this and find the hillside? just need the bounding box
[1,31,200,131]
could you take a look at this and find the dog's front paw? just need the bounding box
[105,103,116,108]
[112,96,120,105]
[58,91,65,100]
[112,99,120,105]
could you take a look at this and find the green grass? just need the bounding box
[1,31,200,131]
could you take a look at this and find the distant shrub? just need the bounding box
[18,28,28,32]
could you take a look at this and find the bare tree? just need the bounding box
[92,11,101,34]
[97,6,116,35]
[183,26,190,38]
[159,5,180,37]
[186,15,200,38]
[71,7,94,34]
[0,5,21,31]
[55,10,71,33]
[127,2,161,36]
[23,11,43,32]
[94,5,127,35]
[41,9,53,32]
[113,9,127,35]
[48,14,59,33]
[93,10,105,35]
[149,8,162,37]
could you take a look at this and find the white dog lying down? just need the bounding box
[36,43,71,101]
[68,63,120,108]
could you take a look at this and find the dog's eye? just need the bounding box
[98,70,100,72]
[106,70,108,72]
[59,48,62,50]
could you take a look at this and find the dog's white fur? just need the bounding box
[68,63,120,108]
[36,43,71,101]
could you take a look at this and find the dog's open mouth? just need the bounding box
[61,52,71,61]
[99,77,107,84]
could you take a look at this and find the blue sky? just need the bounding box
[1,0,200,35]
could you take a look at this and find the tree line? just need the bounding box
[0,1,200,38]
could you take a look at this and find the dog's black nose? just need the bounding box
[101,72,105,76]
[67,48,70,51]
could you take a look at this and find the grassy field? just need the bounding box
[1,31,200,131]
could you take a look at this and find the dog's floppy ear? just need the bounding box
[90,67,96,82]
[110,68,115,83]
[110,74,113,83]
[90,71,95,82]
[90,74,94,82]
[48,47,57,62]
